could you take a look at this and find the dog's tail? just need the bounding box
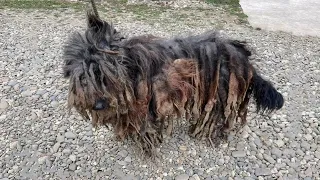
[251,71,284,113]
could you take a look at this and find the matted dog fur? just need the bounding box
[62,12,284,156]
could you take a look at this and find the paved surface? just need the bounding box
[0,3,319,180]
[240,0,320,37]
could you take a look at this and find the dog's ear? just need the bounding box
[87,11,104,31]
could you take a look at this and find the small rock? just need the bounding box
[175,174,189,180]
[232,151,246,158]
[0,99,9,110]
[304,167,313,177]
[301,141,310,150]
[190,149,197,156]
[52,142,60,153]
[8,80,17,86]
[43,129,50,133]
[24,121,31,126]
[10,141,18,149]
[21,90,33,97]
[65,132,76,139]
[179,146,187,151]
[69,155,76,161]
[275,140,285,147]
[255,168,272,176]
[38,156,47,165]
[69,163,76,171]
[118,161,127,166]
[0,115,6,121]
[12,165,19,172]
[271,147,282,158]
[192,174,201,180]
[118,150,128,158]
[304,134,313,141]
[62,148,71,154]
[36,89,46,95]
[51,101,59,107]
[263,154,276,164]
[124,156,131,163]
[285,132,296,140]
[56,134,65,142]
[218,158,224,165]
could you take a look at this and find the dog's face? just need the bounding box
[63,12,128,126]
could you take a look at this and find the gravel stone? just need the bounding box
[263,154,276,164]
[69,155,76,161]
[271,147,282,158]
[118,150,128,158]
[69,164,76,171]
[175,174,189,180]
[314,151,320,159]
[0,99,9,110]
[301,141,311,150]
[191,174,201,180]
[56,134,65,142]
[124,156,132,163]
[65,132,76,139]
[232,151,246,158]
[255,168,272,176]
[274,139,285,147]
[52,142,60,153]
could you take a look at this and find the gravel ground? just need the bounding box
[0,2,320,180]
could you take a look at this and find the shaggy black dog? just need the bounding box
[62,11,284,156]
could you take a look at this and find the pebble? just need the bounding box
[271,147,282,158]
[175,174,189,180]
[124,156,131,163]
[65,132,76,139]
[7,80,17,86]
[304,167,313,177]
[69,164,76,171]
[263,154,276,164]
[179,146,187,151]
[232,151,246,158]
[301,141,310,150]
[190,149,197,156]
[38,156,47,165]
[51,101,59,107]
[0,99,9,110]
[21,90,33,97]
[304,134,313,141]
[56,134,65,142]
[191,174,201,180]
[275,140,285,147]
[69,155,76,161]
[255,168,272,176]
[118,150,128,158]
[62,148,71,154]
[24,121,31,126]
[10,141,18,149]
[52,142,60,152]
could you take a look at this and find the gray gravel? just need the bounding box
[0,2,320,179]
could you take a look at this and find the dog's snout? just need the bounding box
[93,99,107,110]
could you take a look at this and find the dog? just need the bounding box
[62,9,284,156]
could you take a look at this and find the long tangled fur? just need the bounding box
[62,12,284,156]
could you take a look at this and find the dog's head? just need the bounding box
[62,12,130,126]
